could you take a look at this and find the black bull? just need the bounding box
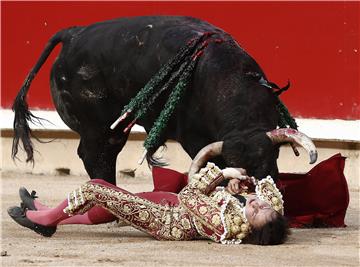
[12,16,317,185]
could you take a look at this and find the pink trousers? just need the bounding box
[27,179,179,226]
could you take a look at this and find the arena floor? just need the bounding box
[1,172,359,266]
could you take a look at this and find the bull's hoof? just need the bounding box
[19,187,37,211]
[7,206,56,237]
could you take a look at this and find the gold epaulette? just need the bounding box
[255,176,284,215]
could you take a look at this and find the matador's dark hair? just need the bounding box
[245,212,290,246]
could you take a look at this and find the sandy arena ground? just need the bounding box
[1,171,359,267]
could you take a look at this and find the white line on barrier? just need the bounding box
[1,109,359,142]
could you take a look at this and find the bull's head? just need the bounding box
[188,128,317,180]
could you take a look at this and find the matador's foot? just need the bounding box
[19,187,37,211]
[7,206,56,237]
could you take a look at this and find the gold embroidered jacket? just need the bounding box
[178,162,250,244]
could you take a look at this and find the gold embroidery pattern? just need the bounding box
[179,162,251,244]
[180,187,225,235]
[220,196,250,244]
[64,183,197,241]
[255,176,284,215]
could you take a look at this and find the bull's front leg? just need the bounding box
[77,133,129,185]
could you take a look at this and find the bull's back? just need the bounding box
[58,16,223,84]
[50,16,226,130]
[50,16,264,138]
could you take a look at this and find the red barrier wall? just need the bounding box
[1,1,359,120]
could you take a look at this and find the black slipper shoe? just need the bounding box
[19,187,38,211]
[7,206,56,237]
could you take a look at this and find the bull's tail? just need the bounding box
[12,31,64,163]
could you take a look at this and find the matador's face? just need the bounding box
[245,196,277,229]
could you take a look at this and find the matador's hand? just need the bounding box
[222,167,256,184]
[226,178,249,195]
[222,167,248,180]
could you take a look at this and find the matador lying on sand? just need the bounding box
[8,162,288,245]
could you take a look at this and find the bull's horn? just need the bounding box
[188,141,224,178]
[266,128,318,164]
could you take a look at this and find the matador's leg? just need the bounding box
[65,180,197,240]
[25,179,179,226]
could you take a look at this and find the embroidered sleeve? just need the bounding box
[178,162,227,241]
[187,162,225,195]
